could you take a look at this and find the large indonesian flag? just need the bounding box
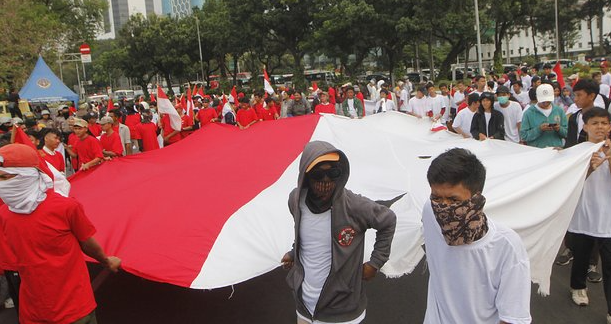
[157,85,181,131]
[69,113,597,294]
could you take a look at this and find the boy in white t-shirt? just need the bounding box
[422,148,531,324]
[426,84,447,123]
[451,93,480,138]
[406,87,429,119]
[494,86,523,143]
[567,108,611,323]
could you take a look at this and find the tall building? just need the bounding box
[161,0,205,18]
[98,0,162,40]
[98,0,203,39]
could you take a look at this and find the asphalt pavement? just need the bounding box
[0,258,608,323]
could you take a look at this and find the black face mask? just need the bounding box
[305,163,341,214]
[62,112,70,118]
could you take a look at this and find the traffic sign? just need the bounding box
[80,43,91,55]
[81,54,92,63]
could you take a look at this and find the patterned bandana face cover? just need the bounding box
[430,193,489,246]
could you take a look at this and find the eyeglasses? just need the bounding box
[308,167,342,181]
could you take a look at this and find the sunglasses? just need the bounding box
[308,167,342,181]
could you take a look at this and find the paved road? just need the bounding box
[1,258,608,323]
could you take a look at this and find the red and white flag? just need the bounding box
[69,113,597,295]
[231,86,238,104]
[157,85,182,131]
[263,68,274,95]
[553,62,565,89]
[186,86,194,117]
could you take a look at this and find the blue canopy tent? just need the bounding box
[19,56,79,103]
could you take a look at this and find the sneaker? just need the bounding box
[587,265,602,283]
[3,298,14,309]
[555,249,573,266]
[571,288,589,306]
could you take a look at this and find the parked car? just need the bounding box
[502,64,519,74]
[544,59,575,69]
[406,72,428,83]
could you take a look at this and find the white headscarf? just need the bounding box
[0,167,53,214]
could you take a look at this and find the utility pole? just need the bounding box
[474,0,483,74]
[195,16,205,82]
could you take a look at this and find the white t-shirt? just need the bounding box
[484,112,492,136]
[569,147,611,237]
[299,196,332,316]
[399,89,409,111]
[514,91,530,109]
[427,95,446,121]
[452,108,476,138]
[521,75,532,91]
[602,72,611,87]
[377,98,396,113]
[494,101,523,143]
[346,99,357,117]
[440,95,451,121]
[422,202,532,324]
[407,97,429,117]
[595,94,606,109]
[452,91,465,109]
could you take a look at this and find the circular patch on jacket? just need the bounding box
[338,227,356,246]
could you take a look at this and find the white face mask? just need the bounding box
[0,167,53,214]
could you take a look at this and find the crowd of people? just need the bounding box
[0,59,610,323]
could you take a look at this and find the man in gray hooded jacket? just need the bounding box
[281,141,396,324]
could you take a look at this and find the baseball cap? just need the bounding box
[11,117,24,125]
[496,86,511,94]
[601,61,609,68]
[0,116,12,124]
[73,118,88,128]
[41,110,50,115]
[0,144,40,168]
[467,93,480,105]
[543,63,552,69]
[306,153,340,173]
[99,116,113,125]
[536,84,554,102]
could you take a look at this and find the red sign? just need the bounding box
[80,43,91,55]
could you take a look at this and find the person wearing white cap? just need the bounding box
[0,117,12,134]
[519,83,568,148]
[0,143,121,324]
[367,79,377,101]
[37,110,55,129]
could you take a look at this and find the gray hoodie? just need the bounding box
[286,141,396,323]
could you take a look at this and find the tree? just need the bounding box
[484,0,528,73]
[533,0,580,58]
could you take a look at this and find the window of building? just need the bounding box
[511,50,514,55]
[526,48,530,53]
[503,50,506,56]
[579,42,583,48]
[488,52,491,58]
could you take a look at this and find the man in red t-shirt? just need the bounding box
[0,144,121,324]
[252,91,265,112]
[86,113,102,137]
[38,128,65,173]
[99,117,123,158]
[257,97,280,121]
[237,97,260,129]
[160,109,182,146]
[314,92,336,114]
[135,110,160,152]
[178,105,194,137]
[195,96,219,127]
[66,118,103,171]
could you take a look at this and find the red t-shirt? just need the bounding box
[161,114,182,144]
[39,149,65,172]
[356,92,366,116]
[328,87,337,104]
[0,191,97,323]
[256,105,278,121]
[181,114,194,137]
[314,103,336,114]
[197,108,218,127]
[100,131,124,156]
[135,122,160,152]
[124,114,142,140]
[237,108,259,127]
[88,123,102,137]
[74,135,103,170]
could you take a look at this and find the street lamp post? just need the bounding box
[555,0,560,60]
[474,0,483,75]
[195,16,205,83]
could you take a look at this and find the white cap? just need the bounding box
[536,84,554,103]
[41,110,51,115]
[0,116,12,124]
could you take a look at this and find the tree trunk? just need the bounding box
[439,41,466,81]
[291,51,306,90]
[597,12,604,55]
[388,49,395,85]
[232,56,238,86]
[493,22,506,74]
[165,73,173,96]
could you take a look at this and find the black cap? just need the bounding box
[543,63,552,69]
[496,85,511,94]
[479,92,495,102]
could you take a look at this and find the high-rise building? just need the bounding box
[98,0,162,39]
[98,0,204,39]
[161,0,205,18]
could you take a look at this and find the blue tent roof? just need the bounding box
[19,56,79,103]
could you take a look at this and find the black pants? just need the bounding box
[8,103,22,119]
[570,233,611,314]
